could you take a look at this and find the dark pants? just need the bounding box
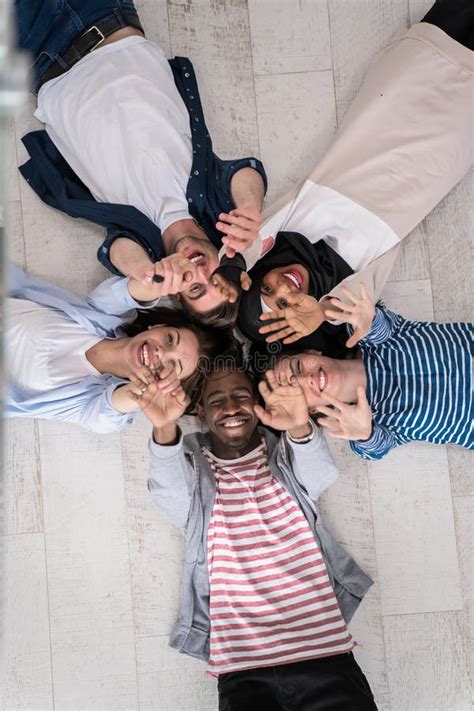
[14,0,139,90]
[217,653,378,711]
[422,0,474,50]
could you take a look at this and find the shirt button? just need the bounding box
[188,197,193,203]
[194,170,199,175]
[190,95,194,99]
[194,117,199,122]
[184,72,190,77]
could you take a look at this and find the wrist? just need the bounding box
[288,421,313,440]
[152,422,179,445]
[355,423,373,442]
[127,278,161,303]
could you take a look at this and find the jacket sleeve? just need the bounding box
[86,276,160,318]
[147,431,195,531]
[282,423,338,501]
[350,423,399,460]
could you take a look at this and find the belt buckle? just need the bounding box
[88,25,106,50]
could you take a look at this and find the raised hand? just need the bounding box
[135,376,190,429]
[254,370,309,432]
[128,254,197,302]
[325,282,375,348]
[216,207,261,258]
[316,387,373,441]
[109,238,156,284]
[152,254,197,296]
[258,293,325,344]
[212,271,252,303]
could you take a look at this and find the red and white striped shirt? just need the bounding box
[203,440,354,676]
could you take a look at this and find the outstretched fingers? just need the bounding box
[345,328,362,349]
[339,284,361,304]
[265,326,295,343]
[253,403,271,426]
[258,379,272,400]
[259,309,287,323]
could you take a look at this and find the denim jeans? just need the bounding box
[15,0,139,90]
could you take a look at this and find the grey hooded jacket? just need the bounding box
[147,425,373,662]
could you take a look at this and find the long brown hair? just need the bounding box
[122,306,237,410]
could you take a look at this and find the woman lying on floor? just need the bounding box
[5,263,231,433]
[213,0,473,358]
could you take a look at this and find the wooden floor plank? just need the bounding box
[248,0,331,75]
[381,278,433,321]
[386,226,430,282]
[5,117,21,202]
[4,419,43,536]
[168,0,260,159]
[448,446,473,498]
[320,439,391,709]
[136,635,217,711]
[409,0,433,24]
[121,416,185,638]
[255,70,337,203]
[327,0,408,124]
[135,0,171,55]
[368,443,463,616]
[384,611,472,710]
[5,199,27,271]
[38,422,139,710]
[453,496,473,698]
[425,168,473,325]
[1,533,53,710]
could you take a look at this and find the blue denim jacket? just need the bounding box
[19,57,267,275]
[6,264,157,432]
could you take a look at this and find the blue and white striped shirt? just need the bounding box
[351,309,473,460]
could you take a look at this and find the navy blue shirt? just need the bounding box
[19,56,267,275]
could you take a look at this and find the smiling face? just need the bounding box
[126,325,199,379]
[274,350,344,412]
[173,236,227,313]
[260,263,310,310]
[198,368,260,458]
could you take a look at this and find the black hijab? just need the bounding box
[237,231,354,358]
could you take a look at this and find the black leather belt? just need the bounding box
[38,12,144,91]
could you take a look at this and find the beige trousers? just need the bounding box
[262,23,474,303]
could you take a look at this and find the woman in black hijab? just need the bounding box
[235,231,355,359]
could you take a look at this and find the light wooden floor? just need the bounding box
[2,1,473,709]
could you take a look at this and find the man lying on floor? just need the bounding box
[15,0,266,327]
[135,361,376,710]
[271,285,473,460]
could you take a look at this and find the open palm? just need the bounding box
[138,381,190,429]
[258,293,325,344]
[254,371,309,431]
